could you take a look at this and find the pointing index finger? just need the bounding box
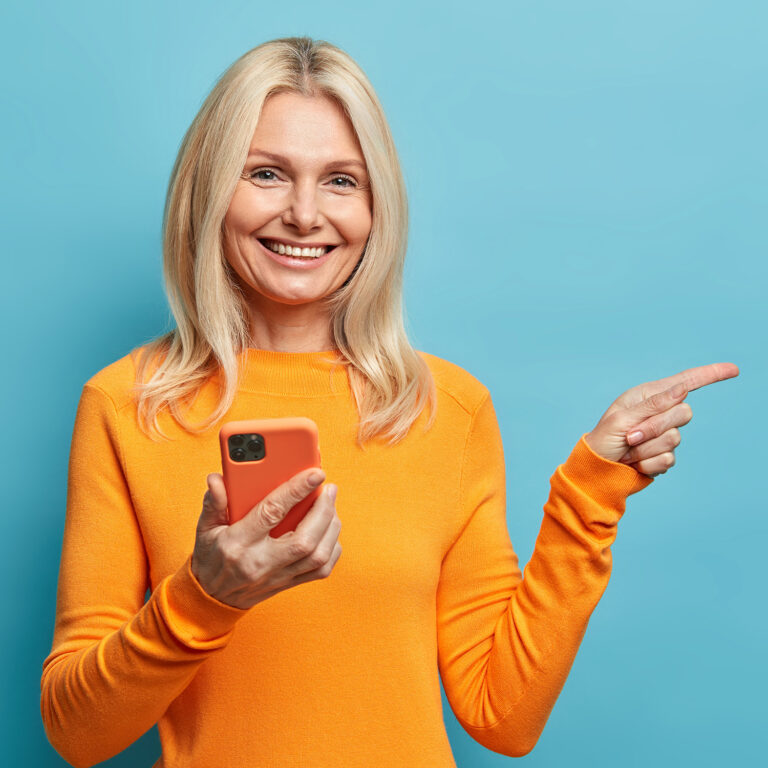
[643,362,740,399]
[666,362,739,394]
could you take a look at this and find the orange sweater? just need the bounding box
[41,348,652,767]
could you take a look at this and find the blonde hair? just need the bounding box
[134,36,436,444]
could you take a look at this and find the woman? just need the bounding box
[41,36,738,767]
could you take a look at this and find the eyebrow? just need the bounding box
[247,149,367,172]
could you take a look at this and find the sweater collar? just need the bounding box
[232,347,351,396]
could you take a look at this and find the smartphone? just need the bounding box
[219,417,322,538]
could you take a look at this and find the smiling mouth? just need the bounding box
[258,238,339,259]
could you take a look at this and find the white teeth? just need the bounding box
[262,239,327,258]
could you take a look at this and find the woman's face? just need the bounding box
[222,91,373,313]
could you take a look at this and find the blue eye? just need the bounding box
[331,175,356,188]
[243,168,358,189]
[250,169,278,181]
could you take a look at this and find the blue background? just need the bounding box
[2,0,765,765]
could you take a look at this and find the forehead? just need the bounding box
[248,92,365,165]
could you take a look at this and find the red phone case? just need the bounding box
[219,417,321,538]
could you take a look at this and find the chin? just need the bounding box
[262,287,333,306]
[278,295,326,306]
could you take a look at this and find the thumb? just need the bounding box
[239,467,325,538]
[627,382,689,423]
[197,473,229,532]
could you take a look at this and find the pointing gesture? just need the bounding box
[584,362,740,477]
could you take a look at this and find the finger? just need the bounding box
[625,382,692,433]
[285,500,341,577]
[619,427,681,464]
[626,450,677,478]
[290,541,343,586]
[277,484,339,568]
[637,362,739,401]
[198,473,229,531]
[626,401,693,445]
[233,467,326,540]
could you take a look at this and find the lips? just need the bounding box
[255,236,337,269]
[258,237,338,254]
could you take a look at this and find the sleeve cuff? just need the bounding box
[569,433,654,500]
[154,556,249,650]
[549,433,654,531]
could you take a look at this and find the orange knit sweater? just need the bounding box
[41,348,652,767]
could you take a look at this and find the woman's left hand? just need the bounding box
[584,362,739,477]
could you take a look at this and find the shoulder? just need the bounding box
[82,346,147,412]
[417,350,490,417]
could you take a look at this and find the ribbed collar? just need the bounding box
[230,347,351,396]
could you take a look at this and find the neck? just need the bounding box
[245,298,335,353]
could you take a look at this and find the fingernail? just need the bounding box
[627,431,644,445]
[326,484,337,503]
[308,470,324,486]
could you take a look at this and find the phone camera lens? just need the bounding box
[232,447,246,461]
[247,439,262,453]
[230,435,244,447]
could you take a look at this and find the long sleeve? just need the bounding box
[436,392,653,757]
[40,384,247,768]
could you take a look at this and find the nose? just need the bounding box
[281,179,322,233]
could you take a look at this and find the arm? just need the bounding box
[40,385,247,768]
[436,392,652,757]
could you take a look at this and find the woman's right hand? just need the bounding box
[190,468,342,609]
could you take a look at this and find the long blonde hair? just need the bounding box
[134,36,436,444]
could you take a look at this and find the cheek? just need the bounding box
[339,203,373,244]
[222,195,257,276]
[225,189,277,233]
[224,188,249,227]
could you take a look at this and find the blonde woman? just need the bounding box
[41,37,738,767]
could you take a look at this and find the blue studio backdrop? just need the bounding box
[2,1,765,766]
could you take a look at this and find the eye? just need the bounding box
[242,168,360,189]
[329,174,357,188]
[248,168,280,182]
